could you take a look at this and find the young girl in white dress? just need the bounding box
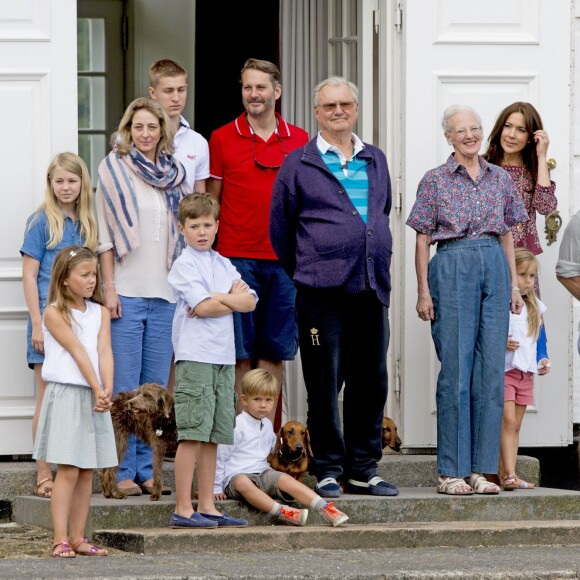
[500,248,550,491]
[33,245,117,558]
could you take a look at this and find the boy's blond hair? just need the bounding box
[149,59,187,88]
[241,369,279,398]
[178,192,220,225]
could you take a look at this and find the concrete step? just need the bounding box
[0,453,541,502]
[13,486,580,535]
[91,519,580,555]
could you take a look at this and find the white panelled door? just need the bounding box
[0,0,78,454]
[401,0,572,448]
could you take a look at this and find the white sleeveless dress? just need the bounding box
[33,301,117,469]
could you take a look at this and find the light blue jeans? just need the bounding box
[111,296,176,483]
[429,238,510,478]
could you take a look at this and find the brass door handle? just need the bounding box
[545,210,562,245]
[547,158,557,170]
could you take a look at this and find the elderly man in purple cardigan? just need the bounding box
[269,77,397,499]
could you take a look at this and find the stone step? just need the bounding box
[91,519,580,554]
[0,453,541,502]
[13,485,580,536]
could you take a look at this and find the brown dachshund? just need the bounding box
[382,416,402,453]
[267,420,313,482]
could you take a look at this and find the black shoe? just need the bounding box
[315,476,342,498]
[347,475,399,496]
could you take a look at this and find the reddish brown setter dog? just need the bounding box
[100,383,177,501]
[268,420,313,482]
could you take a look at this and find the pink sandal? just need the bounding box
[51,540,76,558]
[71,537,108,556]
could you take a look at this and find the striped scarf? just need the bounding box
[98,146,189,268]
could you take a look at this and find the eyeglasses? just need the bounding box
[252,132,287,170]
[449,126,482,138]
[317,101,356,113]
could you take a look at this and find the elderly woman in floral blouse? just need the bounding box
[483,101,557,296]
[406,104,528,496]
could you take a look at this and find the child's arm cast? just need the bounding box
[536,323,550,375]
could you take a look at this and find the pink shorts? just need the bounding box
[504,368,535,406]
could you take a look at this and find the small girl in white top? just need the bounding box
[500,248,550,491]
[32,245,117,558]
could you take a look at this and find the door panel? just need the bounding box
[402,0,572,448]
[0,0,78,454]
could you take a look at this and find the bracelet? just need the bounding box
[103,281,115,287]
[511,287,521,292]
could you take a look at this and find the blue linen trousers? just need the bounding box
[429,237,510,478]
[111,296,176,483]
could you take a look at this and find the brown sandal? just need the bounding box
[34,477,54,498]
[501,474,519,491]
[516,477,535,489]
[72,537,108,556]
[51,540,76,558]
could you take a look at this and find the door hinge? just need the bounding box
[373,6,380,33]
[394,175,402,215]
[395,1,403,32]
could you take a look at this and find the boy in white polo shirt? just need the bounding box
[167,193,257,529]
[149,59,209,193]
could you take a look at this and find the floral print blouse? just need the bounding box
[502,165,557,255]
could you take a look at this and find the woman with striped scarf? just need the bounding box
[95,97,189,497]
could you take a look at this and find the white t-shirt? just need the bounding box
[173,116,210,192]
[505,299,547,373]
[214,411,276,494]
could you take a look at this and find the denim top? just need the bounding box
[20,210,85,307]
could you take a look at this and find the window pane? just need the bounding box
[78,134,106,188]
[78,76,105,130]
[77,19,90,71]
[77,18,105,73]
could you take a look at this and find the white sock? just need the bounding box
[269,501,282,516]
[311,496,327,510]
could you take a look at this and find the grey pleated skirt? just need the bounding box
[33,382,118,469]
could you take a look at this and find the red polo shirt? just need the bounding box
[209,112,309,260]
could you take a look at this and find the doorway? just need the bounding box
[193,1,280,140]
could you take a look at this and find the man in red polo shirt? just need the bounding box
[208,58,308,429]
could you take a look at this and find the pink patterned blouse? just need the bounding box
[502,165,557,255]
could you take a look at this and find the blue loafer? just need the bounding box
[315,476,342,498]
[347,475,399,496]
[169,512,218,528]
[198,512,249,527]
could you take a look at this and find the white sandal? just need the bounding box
[468,473,500,494]
[437,476,474,495]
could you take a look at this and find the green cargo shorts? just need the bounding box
[174,361,236,444]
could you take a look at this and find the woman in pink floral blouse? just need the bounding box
[483,102,557,295]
